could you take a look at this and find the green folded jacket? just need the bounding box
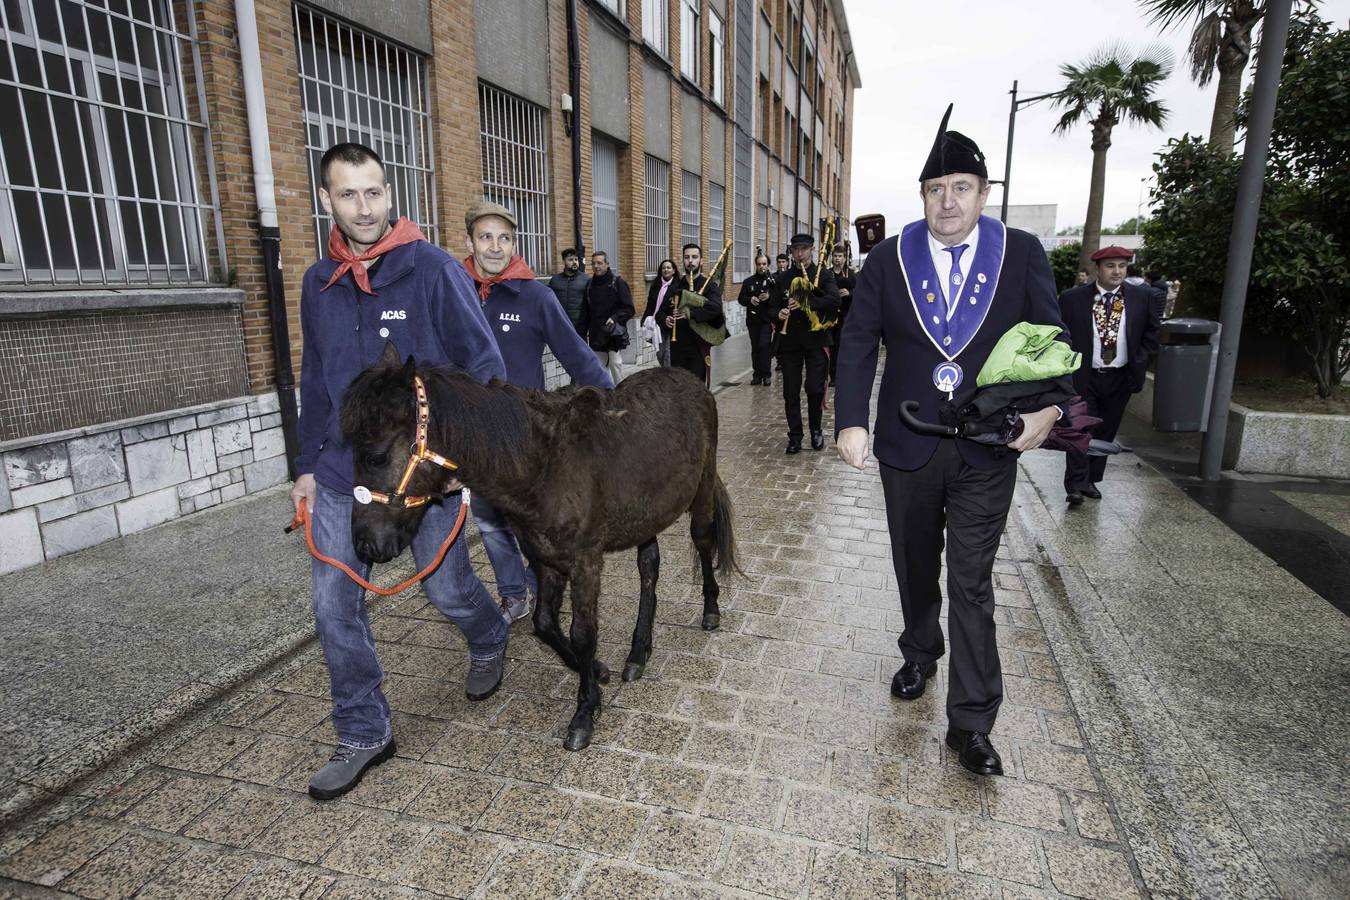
[976,322,1081,387]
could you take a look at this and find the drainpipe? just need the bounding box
[235,0,300,480]
[566,0,586,261]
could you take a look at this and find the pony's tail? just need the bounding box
[712,476,742,578]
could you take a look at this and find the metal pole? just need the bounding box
[1000,80,1017,223]
[566,0,585,262]
[1199,0,1292,480]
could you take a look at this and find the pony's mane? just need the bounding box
[418,364,531,467]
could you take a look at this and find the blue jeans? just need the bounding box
[471,494,537,600]
[310,483,507,747]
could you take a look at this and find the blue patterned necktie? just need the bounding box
[944,244,969,313]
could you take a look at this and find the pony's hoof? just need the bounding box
[622,662,645,682]
[564,726,593,752]
[702,612,721,631]
[595,662,611,684]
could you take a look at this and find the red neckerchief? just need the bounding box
[322,218,426,295]
[463,255,537,301]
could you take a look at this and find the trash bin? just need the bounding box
[1153,318,1220,432]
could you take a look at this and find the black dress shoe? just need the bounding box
[945,727,1004,776]
[762,376,771,387]
[750,375,761,385]
[786,436,801,454]
[1066,492,1084,506]
[1083,486,1102,500]
[890,660,937,700]
[810,430,825,451]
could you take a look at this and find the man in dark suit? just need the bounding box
[773,232,840,454]
[834,105,1068,777]
[1060,246,1160,504]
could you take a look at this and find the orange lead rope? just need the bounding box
[286,491,469,596]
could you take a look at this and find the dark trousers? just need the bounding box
[827,324,842,380]
[670,337,710,385]
[747,318,773,379]
[880,441,1017,732]
[779,345,828,438]
[1064,366,1132,492]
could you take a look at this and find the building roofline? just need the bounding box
[831,1,862,89]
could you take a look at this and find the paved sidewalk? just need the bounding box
[1012,448,1350,899]
[0,358,1144,899]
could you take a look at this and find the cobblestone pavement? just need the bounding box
[0,368,1145,899]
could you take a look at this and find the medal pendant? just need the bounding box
[933,361,963,396]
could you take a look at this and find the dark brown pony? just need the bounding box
[341,343,737,750]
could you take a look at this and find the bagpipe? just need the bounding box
[782,217,838,335]
[672,240,732,347]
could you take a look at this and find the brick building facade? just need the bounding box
[0,0,858,573]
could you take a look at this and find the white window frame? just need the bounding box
[0,0,218,285]
[679,0,700,82]
[644,154,670,279]
[296,5,437,254]
[709,9,726,106]
[642,0,669,57]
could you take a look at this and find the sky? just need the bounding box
[844,0,1350,235]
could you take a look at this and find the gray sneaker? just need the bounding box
[466,649,506,701]
[308,738,396,801]
[499,594,532,624]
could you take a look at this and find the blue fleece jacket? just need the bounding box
[480,276,614,390]
[296,232,506,493]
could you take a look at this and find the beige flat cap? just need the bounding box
[464,200,518,233]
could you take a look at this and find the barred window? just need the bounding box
[642,0,668,57]
[591,134,620,270]
[643,154,669,279]
[479,83,552,270]
[680,169,700,250]
[295,6,436,254]
[0,0,220,285]
[709,183,726,260]
[679,0,700,82]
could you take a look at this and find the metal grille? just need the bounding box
[680,169,700,249]
[731,0,755,280]
[642,0,668,56]
[643,154,669,279]
[709,182,725,258]
[0,0,221,286]
[479,83,552,271]
[294,5,436,254]
[591,134,619,269]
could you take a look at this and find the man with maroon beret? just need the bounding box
[1058,245,1160,505]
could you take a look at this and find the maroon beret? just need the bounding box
[1090,245,1133,262]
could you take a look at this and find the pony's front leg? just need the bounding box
[623,538,660,681]
[563,554,605,751]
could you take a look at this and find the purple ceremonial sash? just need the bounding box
[896,215,1006,360]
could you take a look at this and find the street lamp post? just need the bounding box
[1199,0,1293,480]
[999,81,1066,224]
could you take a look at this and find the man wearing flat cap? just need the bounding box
[1058,245,1159,505]
[834,105,1069,777]
[771,231,840,453]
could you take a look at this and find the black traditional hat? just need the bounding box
[788,232,815,248]
[919,104,988,182]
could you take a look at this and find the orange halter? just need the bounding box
[353,375,459,509]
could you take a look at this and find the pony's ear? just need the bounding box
[379,340,401,369]
[401,355,416,381]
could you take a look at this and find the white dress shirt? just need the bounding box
[928,225,980,314]
[1091,282,1128,368]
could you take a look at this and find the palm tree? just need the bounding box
[1053,44,1174,272]
[1139,0,1267,154]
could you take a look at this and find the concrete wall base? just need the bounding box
[0,393,289,575]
